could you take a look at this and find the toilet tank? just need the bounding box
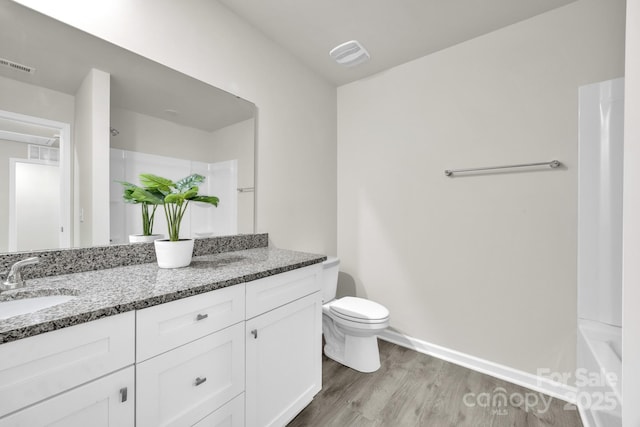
[321,257,340,303]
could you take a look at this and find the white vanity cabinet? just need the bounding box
[245,264,323,427]
[135,284,246,427]
[0,260,324,427]
[0,312,135,426]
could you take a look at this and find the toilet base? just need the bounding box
[323,314,383,373]
[324,334,381,373]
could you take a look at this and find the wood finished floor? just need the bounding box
[288,340,583,427]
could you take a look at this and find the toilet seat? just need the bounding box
[328,297,389,324]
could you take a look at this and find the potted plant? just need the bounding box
[138,173,219,268]
[119,181,164,243]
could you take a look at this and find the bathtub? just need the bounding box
[577,318,621,427]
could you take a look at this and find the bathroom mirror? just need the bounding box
[0,1,256,252]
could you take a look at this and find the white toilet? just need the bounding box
[321,257,390,373]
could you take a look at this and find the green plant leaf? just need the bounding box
[122,188,137,204]
[130,187,165,205]
[139,174,174,193]
[174,174,205,192]
[183,188,199,200]
[117,179,164,235]
[137,173,220,240]
[117,180,136,189]
[191,195,219,206]
[119,181,142,204]
[165,193,185,204]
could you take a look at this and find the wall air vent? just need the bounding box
[329,40,370,67]
[0,57,36,74]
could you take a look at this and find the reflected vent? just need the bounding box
[28,145,59,163]
[0,57,36,74]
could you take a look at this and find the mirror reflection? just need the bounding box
[0,111,71,252]
[0,2,256,253]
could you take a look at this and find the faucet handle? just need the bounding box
[10,257,40,270]
[1,257,40,291]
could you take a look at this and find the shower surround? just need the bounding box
[577,77,624,427]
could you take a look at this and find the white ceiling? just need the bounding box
[217,0,579,86]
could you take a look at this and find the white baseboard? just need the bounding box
[378,329,578,405]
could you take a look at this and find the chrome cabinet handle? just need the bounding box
[196,313,208,321]
[251,329,258,339]
[120,387,128,402]
[195,377,207,386]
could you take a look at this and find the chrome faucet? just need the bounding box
[0,257,40,292]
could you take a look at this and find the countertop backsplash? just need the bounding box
[0,234,268,279]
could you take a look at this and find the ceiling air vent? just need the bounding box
[0,57,36,74]
[329,40,370,67]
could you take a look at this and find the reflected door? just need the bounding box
[9,160,61,251]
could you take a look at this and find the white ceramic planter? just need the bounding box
[154,239,195,268]
[129,234,163,244]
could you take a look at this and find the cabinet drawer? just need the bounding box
[0,311,135,417]
[192,393,244,427]
[136,322,245,427]
[0,366,134,427]
[136,284,245,362]
[246,264,322,319]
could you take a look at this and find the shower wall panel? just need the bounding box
[577,78,624,327]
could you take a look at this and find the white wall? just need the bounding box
[209,118,254,183]
[14,0,337,255]
[209,119,255,233]
[623,0,640,425]
[110,109,253,189]
[110,107,212,161]
[74,68,110,247]
[337,0,625,377]
[0,75,75,124]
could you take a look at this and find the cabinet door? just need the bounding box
[0,366,134,427]
[246,291,322,427]
[137,322,245,427]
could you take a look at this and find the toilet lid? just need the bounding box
[329,297,389,321]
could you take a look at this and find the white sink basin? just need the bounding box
[0,295,76,320]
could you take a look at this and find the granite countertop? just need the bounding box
[0,247,326,344]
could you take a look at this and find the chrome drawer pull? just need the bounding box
[120,387,128,402]
[251,329,258,339]
[195,377,207,386]
[196,313,208,321]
